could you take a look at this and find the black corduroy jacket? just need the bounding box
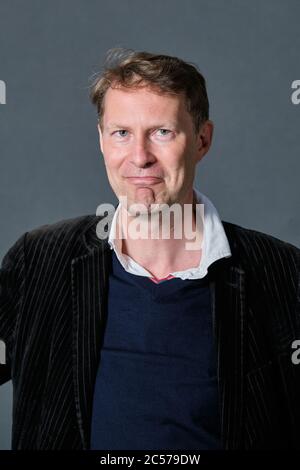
[0,214,300,450]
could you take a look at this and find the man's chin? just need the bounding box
[118,190,172,216]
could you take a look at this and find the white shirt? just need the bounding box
[108,187,232,280]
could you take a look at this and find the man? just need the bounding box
[0,49,299,450]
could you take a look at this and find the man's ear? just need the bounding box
[196,120,214,162]
[97,123,104,154]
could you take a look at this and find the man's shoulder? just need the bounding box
[222,219,300,274]
[25,213,98,241]
[16,213,102,260]
[222,219,299,249]
[4,213,106,272]
[2,214,101,268]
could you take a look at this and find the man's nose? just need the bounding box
[130,136,156,168]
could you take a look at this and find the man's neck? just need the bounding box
[116,192,203,278]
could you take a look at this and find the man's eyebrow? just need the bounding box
[105,122,178,130]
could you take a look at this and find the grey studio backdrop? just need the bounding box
[0,0,299,450]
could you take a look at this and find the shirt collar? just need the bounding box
[108,186,232,280]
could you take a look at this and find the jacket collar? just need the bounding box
[71,215,246,449]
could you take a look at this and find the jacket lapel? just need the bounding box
[71,220,112,449]
[209,244,246,449]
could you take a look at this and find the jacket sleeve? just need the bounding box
[0,232,26,385]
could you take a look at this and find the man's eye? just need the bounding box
[112,129,171,138]
[113,130,128,137]
[157,129,171,136]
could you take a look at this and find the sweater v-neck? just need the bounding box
[111,250,209,300]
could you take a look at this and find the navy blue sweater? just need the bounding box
[90,251,221,450]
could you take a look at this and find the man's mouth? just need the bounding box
[126,177,163,185]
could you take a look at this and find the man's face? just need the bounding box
[98,84,213,214]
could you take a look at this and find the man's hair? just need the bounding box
[89,48,209,133]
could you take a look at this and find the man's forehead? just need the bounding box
[104,84,185,105]
[102,86,187,127]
